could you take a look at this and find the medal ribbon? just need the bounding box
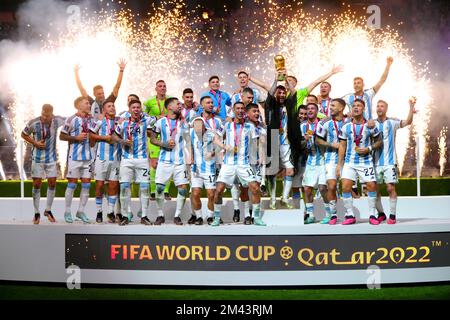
[210,90,222,114]
[353,120,365,146]
[234,121,243,151]
[40,118,51,140]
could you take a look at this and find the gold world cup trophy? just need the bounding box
[274,54,286,81]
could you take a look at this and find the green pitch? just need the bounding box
[0,283,449,300]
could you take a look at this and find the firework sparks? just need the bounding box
[0,0,433,177]
[438,126,448,176]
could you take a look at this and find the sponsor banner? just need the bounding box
[66,232,450,271]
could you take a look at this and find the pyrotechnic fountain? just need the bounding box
[0,0,433,178]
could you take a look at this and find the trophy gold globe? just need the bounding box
[274,54,286,81]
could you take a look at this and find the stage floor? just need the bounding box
[1,197,449,286]
[1,217,450,235]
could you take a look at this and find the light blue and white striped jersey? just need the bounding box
[339,121,380,165]
[190,128,217,175]
[342,88,376,120]
[22,116,65,163]
[316,118,345,165]
[153,117,189,165]
[320,98,333,117]
[192,115,224,135]
[200,90,232,122]
[90,117,121,161]
[186,108,201,125]
[223,121,258,165]
[280,107,289,146]
[300,120,324,166]
[181,103,200,124]
[61,114,96,161]
[251,122,266,166]
[374,118,401,166]
[230,88,264,105]
[118,110,150,120]
[228,88,264,118]
[115,115,157,160]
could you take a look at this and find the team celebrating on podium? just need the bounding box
[21,55,416,227]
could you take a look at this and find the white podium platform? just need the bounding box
[1,195,449,224]
[0,197,449,286]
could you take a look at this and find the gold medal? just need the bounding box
[279,128,284,134]
[307,130,313,136]
[234,146,239,153]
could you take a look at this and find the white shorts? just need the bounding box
[376,165,399,184]
[342,163,376,183]
[94,159,120,181]
[292,166,306,188]
[217,164,257,187]
[155,162,189,186]
[325,163,338,181]
[191,170,216,189]
[66,159,92,179]
[251,164,263,184]
[31,162,57,179]
[302,164,326,188]
[119,159,150,183]
[280,144,294,169]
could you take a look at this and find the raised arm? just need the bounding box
[112,59,127,98]
[401,96,416,128]
[249,74,271,92]
[306,65,343,94]
[74,64,89,98]
[373,56,393,93]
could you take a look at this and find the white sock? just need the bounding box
[140,185,149,218]
[32,188,40,214]
[324,202,331,217]
[390,198,397,216]
[194,209,202,218]
[306,203,314,217]
[342,192,354,217]
[78,183,90,213]
[243,201,250,218]
[282,176,293,200]
[231,185,240,210]
[270,177,276,203]
[207,209,214,218]
[375,196,384,213]
[127,190,132,214]
[45,188,55,212]
[175,190,187,218]
[115,198,121,214]
[156,185,165,217]
[329,200,337,217]
[252,203,261,218]
[65,183,76,213]
[108,195,117,214]
[137,187,142,213]
[214,203,222,218]
[368,192,377,216]
[120,185,131,216]
[95,197,103,212]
